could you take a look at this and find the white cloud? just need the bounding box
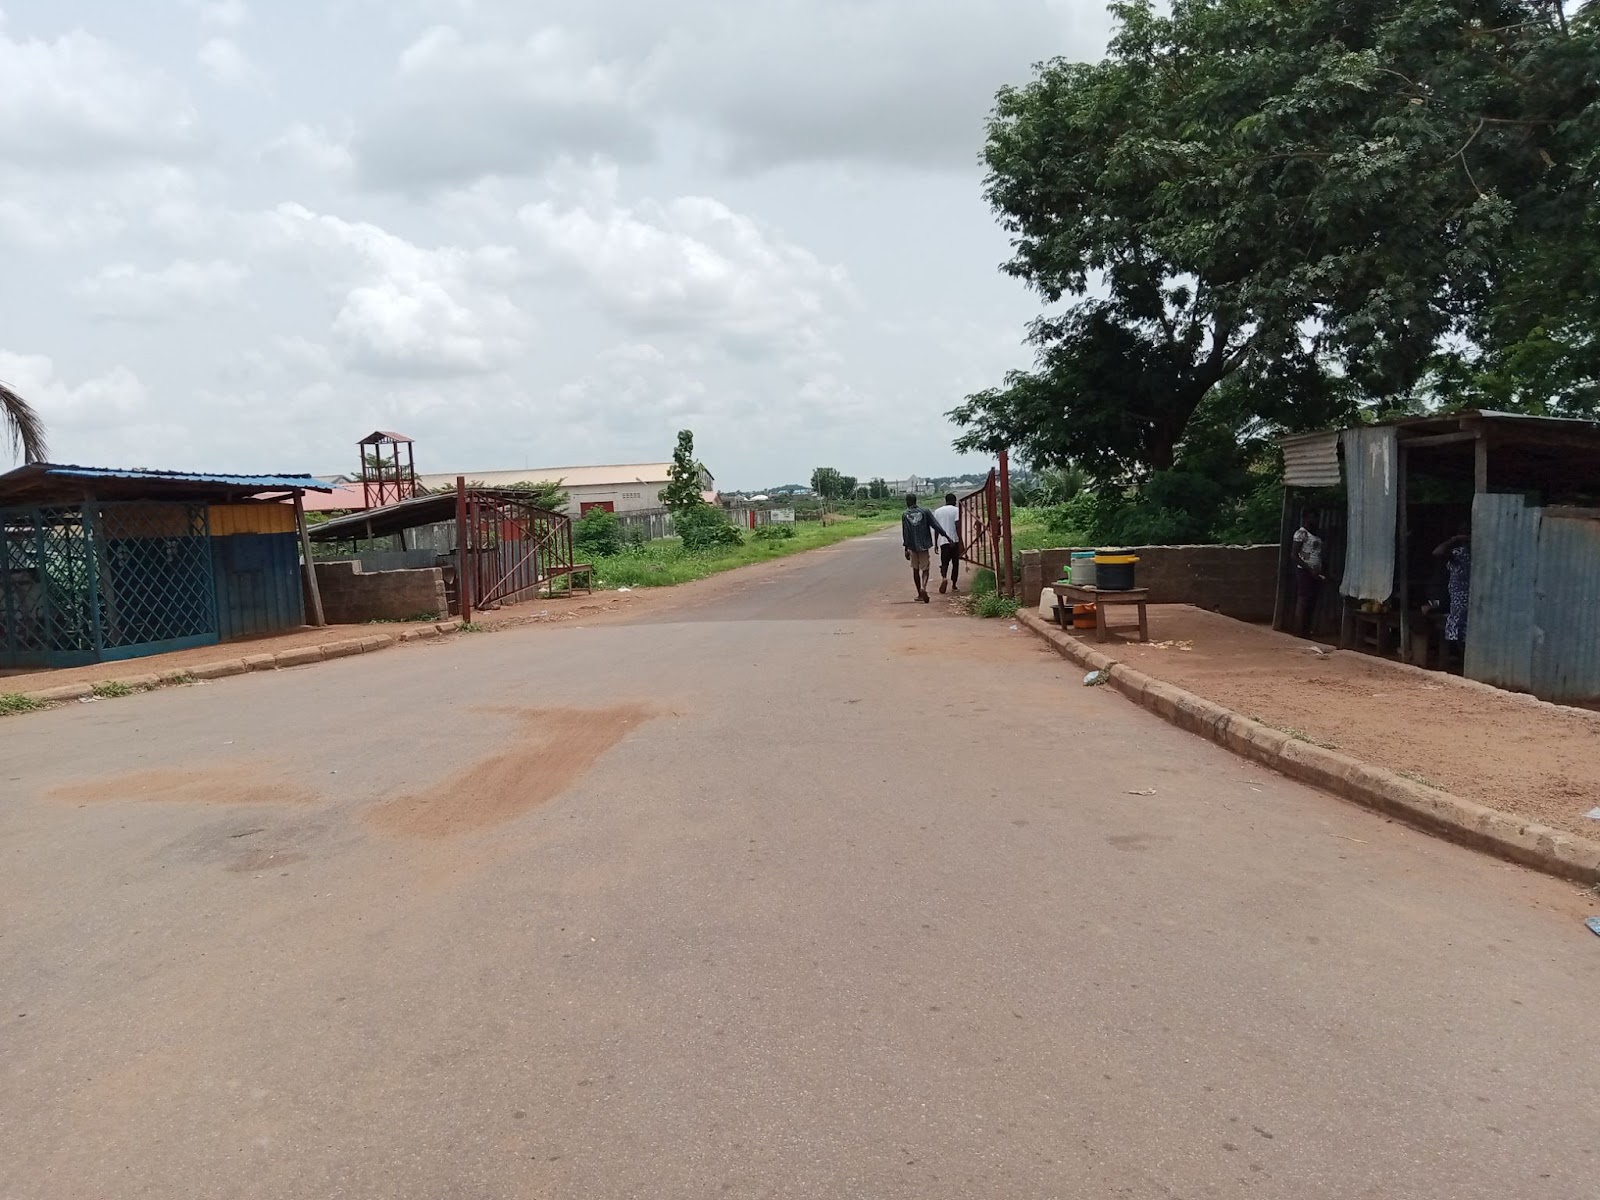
[0,351,154,467]
[519,163,850,354]
[0,19,203,167]
[73,259,249,321]
[197,37,267,88]
[354,25,652,188]
[186,0,250,30]
[265,203,529,376]
[262,123,353,174]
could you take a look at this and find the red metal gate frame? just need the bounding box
[454,478,591,621]
[955,451,1015,597]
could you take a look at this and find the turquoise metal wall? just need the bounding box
[211,533,304,640]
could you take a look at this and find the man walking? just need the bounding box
[932,492,962,594]
[901,493,939,603]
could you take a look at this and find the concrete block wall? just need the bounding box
[1021,545,1279,623]
[314,560,449,625]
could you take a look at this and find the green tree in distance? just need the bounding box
[663,430,707,514]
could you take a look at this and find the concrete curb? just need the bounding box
[2,619,465,715]
[1017,609,1600,885]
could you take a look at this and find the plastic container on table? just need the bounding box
[1068,551,1096,589]
[1093,550,1139,591]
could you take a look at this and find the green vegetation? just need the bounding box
[0,693,42,716]
[752,523,796,542]
[955,0,1598,542]
[574,506,623,558]
[972,593,1021,620]
[592,516,893,589]
[662,430,708,515]
[92,681,136,698]
[675,503,744,551]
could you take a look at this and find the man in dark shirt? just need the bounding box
[901,492,939,603]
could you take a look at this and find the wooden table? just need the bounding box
[1051,583,1150,644]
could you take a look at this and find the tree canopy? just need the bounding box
[953,0,1598,511]
[663,430,707,514]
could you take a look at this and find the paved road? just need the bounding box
[3,530,1597,1199]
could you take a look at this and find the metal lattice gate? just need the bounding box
[1,500,219,668]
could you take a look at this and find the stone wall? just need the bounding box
[1021,545,1279,623]
[314,560,449,625]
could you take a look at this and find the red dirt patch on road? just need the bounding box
[48,765,315,808]
[368,705,652,839]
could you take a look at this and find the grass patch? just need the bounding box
[366,612,442,624]
[92,680,137,698]
[972,594,1021,620]
[458,621,485,633]
[0,693,42,716]
[592,515,894,589]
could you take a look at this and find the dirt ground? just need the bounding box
[1092,605,1600,839]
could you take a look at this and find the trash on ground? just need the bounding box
[1329,834,1369,844]
[1009,624,1019,631]
[1585,808,1600,821]
[1148,640,1193,651]
[77,696,101,704]
[1126,788,1156,796]
[616,587,632,593]
[1083,670,1110,687]
[1585,917,1600,938]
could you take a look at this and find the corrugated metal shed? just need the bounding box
[1339,427,1398,601]
[1280,432,1341,488]
[1464,493,1542,693]
[1465,495,1600,704]
[1531,511,1600,703]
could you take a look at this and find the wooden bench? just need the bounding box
[1051,583,1150,644]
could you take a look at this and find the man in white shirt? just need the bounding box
[1292,517,1325,636]
[932,493,962,594]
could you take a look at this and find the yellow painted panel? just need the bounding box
[209,503,296,536]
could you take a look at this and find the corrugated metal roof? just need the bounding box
[415,463,677,491]
[300,482,374,512]
[33,465,333,490]
[1279,431,1342,488]
[0,462,333,506]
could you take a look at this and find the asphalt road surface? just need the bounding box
[3,530,1597,1199]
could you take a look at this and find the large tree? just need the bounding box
[662,430,707,514]
[954,0,1598,484]
[2,381,47,464]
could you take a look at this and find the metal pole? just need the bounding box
[455,475,472,623]
[998,449,1016,599]
[294,491,326,627]
[82,502,106,657]
[979,470,992,582]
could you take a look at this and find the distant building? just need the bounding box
[414,463,716,515]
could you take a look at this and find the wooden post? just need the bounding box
[1474,434,1489,494]
[1272,487,1293,633]
[455,475,472,624]
[998,449,1016,599]
[294,491,326,627]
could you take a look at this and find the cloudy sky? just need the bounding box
[0,1,1113,488]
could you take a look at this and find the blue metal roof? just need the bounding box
[35,464,334,491]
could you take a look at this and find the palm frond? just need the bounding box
[0,380,48,463]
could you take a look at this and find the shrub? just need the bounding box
[970,568,998,597]
[676,503,743,551]
[1,693,41,716]
[753,523,796,542]
[574,507,623,558]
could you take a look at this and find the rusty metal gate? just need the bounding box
[454,484,591,618]
[956,451,1015,596]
